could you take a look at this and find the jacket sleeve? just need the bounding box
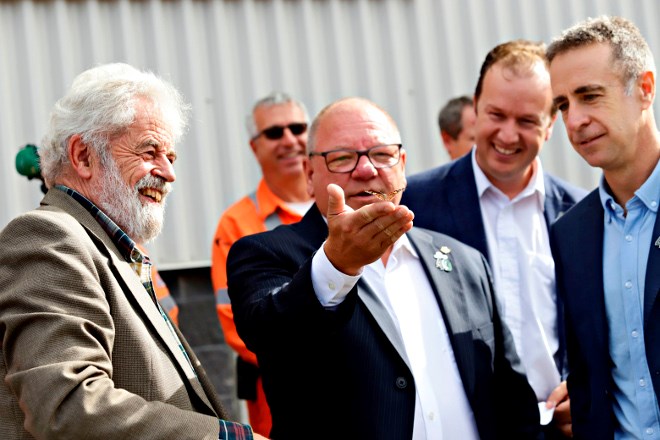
[0,212,237,440]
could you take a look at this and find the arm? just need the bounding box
[211,209,262,365]
[227,184,414,353]
[0,212,251,439]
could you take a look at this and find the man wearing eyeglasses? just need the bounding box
[226,97,541,439]
[211,92,314,436]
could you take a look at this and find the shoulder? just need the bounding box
[408,226,485,263]
[219,194,259,221]
[544,172,589,203]
[552,189,601,235]
[406,159,465,187]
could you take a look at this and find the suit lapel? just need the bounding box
[357,279,412,370]
[574,194,609,355]
[447,157,490,261]
[44,190,214,413]
[407,229,477,394]
[643,213,660,325]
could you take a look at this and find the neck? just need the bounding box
[604,131,660,207]
[263,172,311,203]
[491,163,535,200]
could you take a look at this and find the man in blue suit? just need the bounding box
[548,16,660,439]
[402,40,586,437]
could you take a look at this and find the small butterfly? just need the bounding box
[364,187,405,201]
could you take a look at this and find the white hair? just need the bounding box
[40,63,190,186]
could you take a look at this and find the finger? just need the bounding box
[326,183,347,218]
[546,380,569,408]
[552,399,572,424]
[366,207,414,238]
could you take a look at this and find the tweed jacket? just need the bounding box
[0,189,224,440]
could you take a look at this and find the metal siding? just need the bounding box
[1,0,657,268]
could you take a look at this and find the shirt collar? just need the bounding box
[598,157,660,218]
[54,184,143,264]
[471,148,546,206]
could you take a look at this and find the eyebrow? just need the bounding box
[553,84,606,107]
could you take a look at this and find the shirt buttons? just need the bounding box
[651,201,658,208]
[632,330,639,338]
[646,427,654,435]
[639,379,646,387]
[328,282,336,290]
[428,412,435,421]
[625,281,633,289]
[625,235,633,242]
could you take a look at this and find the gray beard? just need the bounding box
[96,156,171,243]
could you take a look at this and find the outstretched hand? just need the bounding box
[323,184,414,275]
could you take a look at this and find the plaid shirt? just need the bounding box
[55,185,253,440]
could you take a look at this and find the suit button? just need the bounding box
[395,377,408,389]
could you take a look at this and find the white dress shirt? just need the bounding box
[472,151,560,402]
[312,235,479,440]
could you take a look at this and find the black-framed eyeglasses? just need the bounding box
[252,123,308,141]
[309,144,403,173]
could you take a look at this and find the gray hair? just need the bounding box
[40,63,190,186]
[547,16,656,94]
[438,95,473,139]
[245,92,309,139]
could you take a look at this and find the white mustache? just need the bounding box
[135,174,172,196]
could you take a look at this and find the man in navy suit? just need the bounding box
[402,40,586,437]
[548,16,660,439]
[227,97,540,439]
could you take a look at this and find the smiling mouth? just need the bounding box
[364,188,405,201]
[578,133,604,146]
[493,145,518,156]
[139,188,163,203]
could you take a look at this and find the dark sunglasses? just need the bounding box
[252,123,308,141]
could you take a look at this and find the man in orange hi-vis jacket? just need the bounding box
[211,92,313,436]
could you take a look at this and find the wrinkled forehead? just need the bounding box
[315,104,400,150]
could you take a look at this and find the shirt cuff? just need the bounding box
[218,420,253,440]
[311,242,361,307]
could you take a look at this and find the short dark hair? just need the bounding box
[547,16,655,94]
[474,40,555,116]
[437,96,473,139]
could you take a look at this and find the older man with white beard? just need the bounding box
[0,63,265,440]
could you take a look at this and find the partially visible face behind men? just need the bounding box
[306,99,407,215]
[446,105,477,160]
[474,61,555,192]
[95,99,176,243]
[251,101,308,179]
[550,43,648,172]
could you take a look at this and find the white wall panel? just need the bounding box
[1,0,657,268]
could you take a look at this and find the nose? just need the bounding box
[497,119,520,144]
[152,155,176,183]
[351,154,378,179]
[564,104,589,133]
[280,126,298,146]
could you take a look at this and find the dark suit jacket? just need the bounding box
[0,189,227,439]
[401,153,587,375]
[550,189,660,439]
[227,204,540,440]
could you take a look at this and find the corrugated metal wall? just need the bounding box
[1,0,658,269]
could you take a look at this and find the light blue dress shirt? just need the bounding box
[600,159,660,439]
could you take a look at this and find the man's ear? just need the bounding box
[640,70,655,110]
[68,134,94,180]
[304,157,315,198]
